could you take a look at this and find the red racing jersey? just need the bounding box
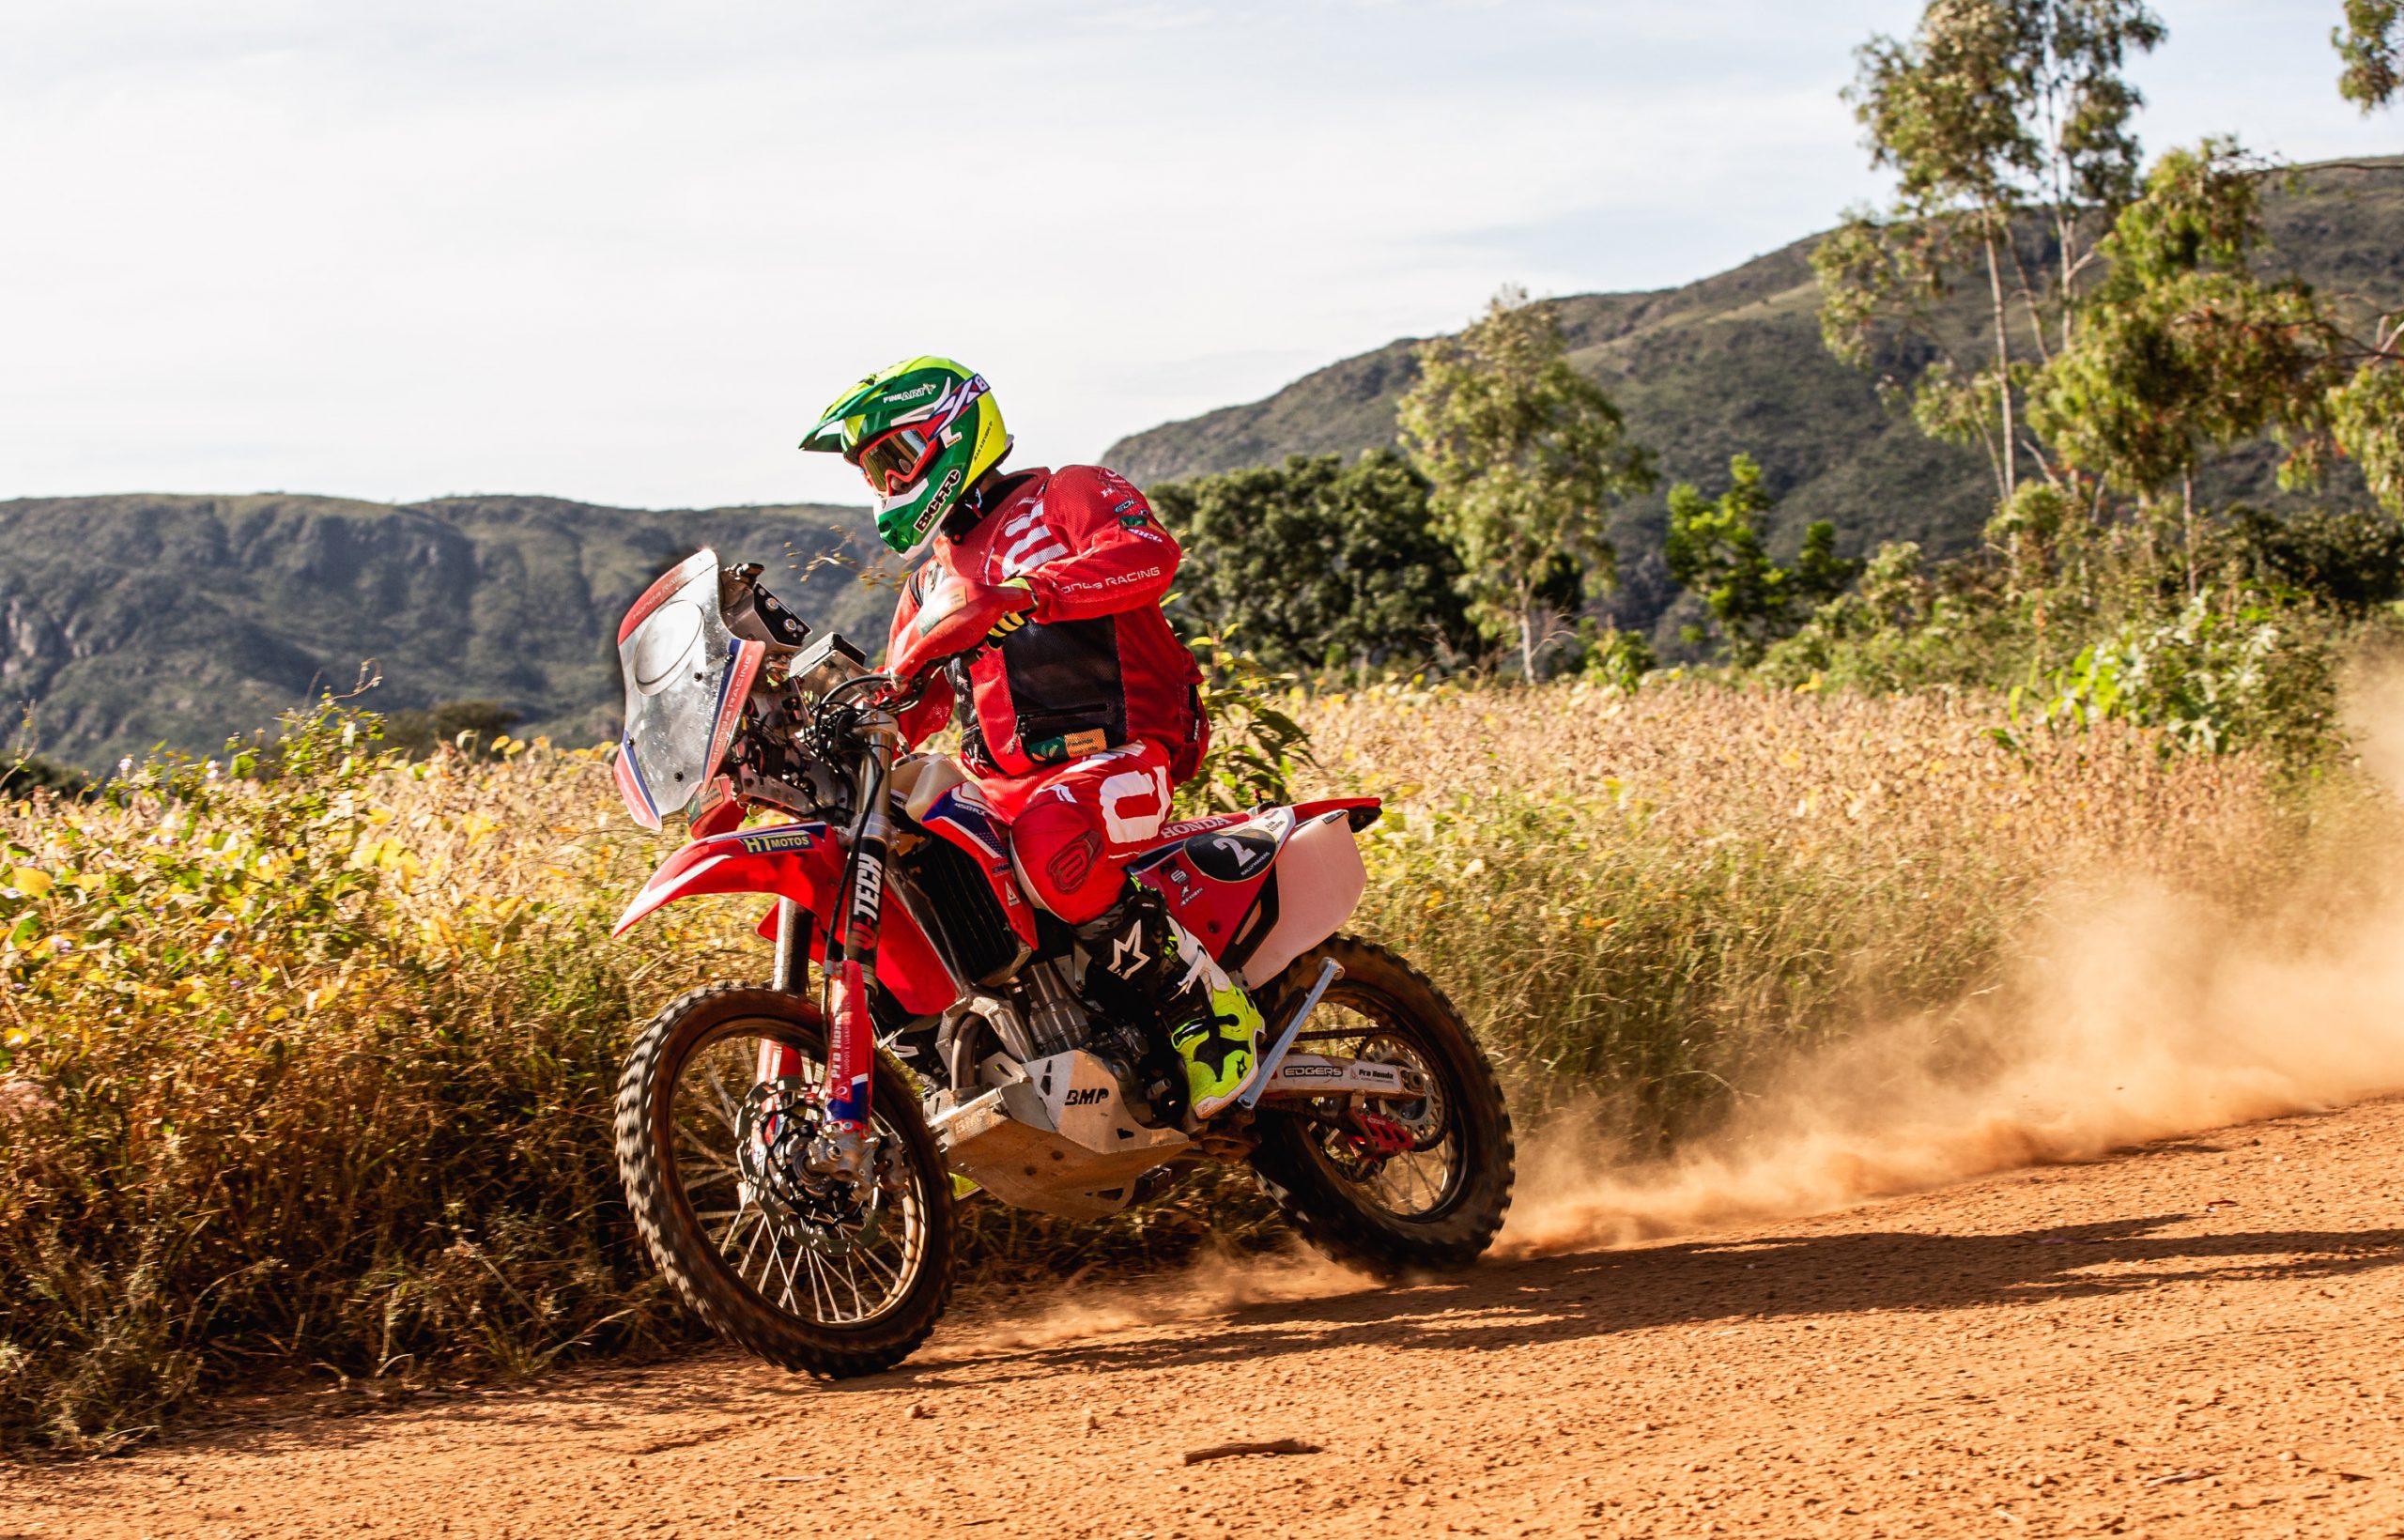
[888,465,1207,786]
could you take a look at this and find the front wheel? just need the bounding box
[614,983,955,1377]
[1248,936,1515,1277]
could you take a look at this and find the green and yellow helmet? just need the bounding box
[801,356,1011,556]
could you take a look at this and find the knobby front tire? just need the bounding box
[614,982,955,1378]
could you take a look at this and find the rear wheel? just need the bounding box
[1248,936,1514,1277]
[614,983,954,1377]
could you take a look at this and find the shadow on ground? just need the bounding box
[105,1207,2399,1468]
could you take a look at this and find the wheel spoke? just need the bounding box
[854,1240,902,1291]
[1279,994,1471,1220]
[731,1206,767,1275]
[804,1249,839,1320]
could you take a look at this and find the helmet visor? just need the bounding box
[853,423,940,496]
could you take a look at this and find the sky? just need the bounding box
[2,0,2395,511]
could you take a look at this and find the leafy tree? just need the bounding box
[2030,140,2339,585]
[2223,504,2404,611]
[382,700,522,760]
[2031,139,2404,551]
[1664,454,1859,665]
[1816,0,2166,505]
[2326,343,2404,515]
[1397,285,1656,681]
[1580,624,1657,690]
[1148,450,1470,671]
[2337,0,2401,111]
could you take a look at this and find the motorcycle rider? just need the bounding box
[800,356,1268,1118]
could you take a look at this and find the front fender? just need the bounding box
[611,821,961,1019]
[611,822,838,937]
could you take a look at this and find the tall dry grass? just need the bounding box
[0,682,2350,1451]
[1299,678,2314,1138]
[0,716,695,1452]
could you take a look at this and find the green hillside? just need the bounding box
[0,493,887,770]
[7,167,2394,769]
[1105,157,2403,639]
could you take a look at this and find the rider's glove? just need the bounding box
[985,578,1037,644]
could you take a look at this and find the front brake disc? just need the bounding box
[734,1077,885,1258]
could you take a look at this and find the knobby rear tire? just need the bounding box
[613,982,955,1378]
[1248,935,1515,1278]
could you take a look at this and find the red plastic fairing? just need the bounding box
[612,747,662,831]
[1126,806,1298,956]
[1143,811,1251,849]
[917,783,1040,947]
[1290,795,1382,827]
[1124,800,1378,972]
[1128,798,1379,864]
[612,822,960,1016]
[613,823,840,936]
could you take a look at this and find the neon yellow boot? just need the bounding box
[1079,888,1269,1120]
[1160,924,1266,1118]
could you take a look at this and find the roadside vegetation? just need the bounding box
[0,678,2350,1452]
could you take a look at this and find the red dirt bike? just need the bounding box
[608,550,1514,1375]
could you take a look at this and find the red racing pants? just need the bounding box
[981,742,1178,925]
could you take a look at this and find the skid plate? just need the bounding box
[932,1050,1188,1219]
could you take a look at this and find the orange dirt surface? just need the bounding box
[7,1096,2402,1540]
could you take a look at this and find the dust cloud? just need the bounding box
[1501,671,2404,1256]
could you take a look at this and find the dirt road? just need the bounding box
[8,1095,2403,1539]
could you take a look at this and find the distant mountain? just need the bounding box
[10,165,2396,767]
[1105,156,2404,643]
[0,493,886,770]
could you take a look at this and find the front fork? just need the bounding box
[752,896,810,1082]
[802,721,899,1195]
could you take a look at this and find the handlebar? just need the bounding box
[818,671,900,712]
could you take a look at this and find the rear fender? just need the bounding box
[1127,796,1379,983]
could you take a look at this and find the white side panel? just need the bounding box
[1242,812,1368,986]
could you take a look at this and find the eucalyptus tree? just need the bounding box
[2030,141,2338,585]
[1397,286,1656,681]
[2337,0,2400,111]
[2032,141,2404,557]
[1814,0,2167,507]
